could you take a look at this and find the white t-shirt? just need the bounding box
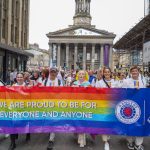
[10,72,14,81]
[95,79,116,88]
[13,82,26,86]
[42,78,63,87]
[13,71,17,80]
[115,79,125,88]
[122,78,146,88]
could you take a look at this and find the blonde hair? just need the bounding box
[76,70,89,81]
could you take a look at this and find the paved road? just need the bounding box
[0,133,149,150]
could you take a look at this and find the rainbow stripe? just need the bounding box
[0,86,149,136]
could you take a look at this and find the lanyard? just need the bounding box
[134,80,139,88]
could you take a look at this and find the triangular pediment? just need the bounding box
[69,28,101,36]
[47,26,116,38]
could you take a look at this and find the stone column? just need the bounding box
[100,44,104,67]
[91,44,95,70]
[74,44,78,70]
[66,43,69,68]
[57,43,61,67]
[83,44,87,70]
[49,43,53,67]
[109,45,113,69]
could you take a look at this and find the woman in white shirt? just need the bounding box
[122,66,145,150]
[72,70,91,148]
[96,67,116,88]
[9,73,30,150]
[96,67,116,150]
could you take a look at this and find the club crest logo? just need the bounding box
[115,100,141,124]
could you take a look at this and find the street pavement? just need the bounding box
[0,133,150,150]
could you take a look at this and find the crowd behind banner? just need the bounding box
[5,67,150,88]
[0,65,149,150]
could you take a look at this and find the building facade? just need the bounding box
[0,0,31,82]
[114,14,150,71]
[145,0,150,16]
[47,0,116,70]
[26,43,49,70]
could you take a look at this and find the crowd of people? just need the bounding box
[0,65,150,150]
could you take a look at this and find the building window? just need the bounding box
[24,33,27,48]
[87,53,91,60]
[16,1,19,18]
[2,0,7,39]
[15,26,18,44]
[0,56,4,80]
[11,24,13,42]
[95,53,98,60]
[2,19,6,39]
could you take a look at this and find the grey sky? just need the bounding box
[29,0,144,50]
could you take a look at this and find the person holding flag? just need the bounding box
[122,66,145,150]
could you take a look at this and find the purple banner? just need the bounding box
[104,44,110,67]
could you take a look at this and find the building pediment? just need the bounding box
[47,26,116,38]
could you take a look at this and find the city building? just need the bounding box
[26,43,49,70]
[112,50,130,72]
[145,0,150,16]
[114,14,150,72]
[0,0,32,82]
[47,0,116,70]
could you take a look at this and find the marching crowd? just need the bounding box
[0,65,150,150]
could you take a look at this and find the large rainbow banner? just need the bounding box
[0,86,150,136]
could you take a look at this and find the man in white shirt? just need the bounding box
[42,67,63,150]
[122,66,145,150]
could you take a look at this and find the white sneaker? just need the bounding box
[80,143,85,148]
[5,134,9,138]
[134,145,144,150]
[104,142,110,150]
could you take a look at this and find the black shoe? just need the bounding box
[26,134,30,142]
[15,134,18,140]
[47,141,54,150]
[127,142,134,150]
[8,143,16,150]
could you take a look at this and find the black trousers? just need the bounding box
[10,133,30,144]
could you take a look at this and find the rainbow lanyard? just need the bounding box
[134,80,139,88]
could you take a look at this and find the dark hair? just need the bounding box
[42,69,49,78]
[130,65,140,72]
[103,67,112,79]
[16,72,24,78]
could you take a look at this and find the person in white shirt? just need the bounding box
[42,67,63,150]
[38,69,49,85]
[96,68,116,88]
[9,73,30,150]
[116,72,126,88]
[95,67,117,150]
[10,70,14,85]
[13,69,17,82]
[72,70,91,148]
[91,69,103,87]
[122,66,145,150]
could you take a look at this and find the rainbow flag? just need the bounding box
[0,86,150,136]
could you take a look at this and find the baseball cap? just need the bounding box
[50,67,58,72]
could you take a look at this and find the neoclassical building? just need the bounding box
[47,0,116,70]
